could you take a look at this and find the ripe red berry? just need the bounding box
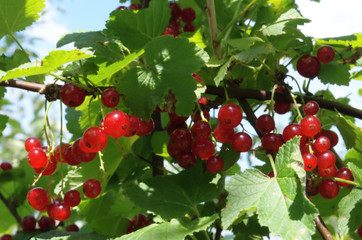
[317,45,335,63]
[48,202,71,221]
[27,148,48,169]
[313,136,330,153]
[54,143,70,163]
[191,121,211,140]
[38,216,55,231]
[63,145,82,166]
[317,130,338,148]
[261,133,283,154]
[192,139,215,159]
[268,171,275,178]
[317,150,336,169]
[218,103,243,129]
[170,128,192,151]
[300,115,321,137]
[181,7,195,23]
[256,114,275,134]
[27,187,49,211]
[59,83,86,107]
[169,112,188,124]
[302,153,318,171]
[206,155,224,173]
[21,216,36,232]
[231,132,252,152]
[129,4,139,10]
[167,141,186,159]
[191,110,210,122]
[318,164,337,178]
[0,234,12,240]
[124,115,140,137]
[214,124,235,143]
[64,189,81,207]
[358,224,362,237]
[303,101,319,115]
[282,123,302,142]
[274,101,291,114]
[34,155,57,176]
[296,54,320,78]
[136,118,154,136]
[0,161,12,171]
[319,179,339,199]
[66,224,79,232]
[166,121,187,135]
[170,2,182,20]
[132,214,150,229]
[177,152,196,169]
[83,179,102,198]
[101,88,120,108]
[163,26,179,37]
[335,167,354,187]
[73,138,97,162]
[82,126,108,152]
[25,137,42,152]
[103,110,130,138]
[183,22,195,32]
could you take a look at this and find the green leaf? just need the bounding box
[65,107,83,140]
[318,62,351,86]
[221,137,318,239]
[0,0,45,39]
[233,43,275,62]
[214,58,232,87]
[314,33,362,49]
[336,114,362,152]
[30,230,108,240]
[227,37,265,51]
[117,215,218,240]
[262,8,310,36]
[125,163,222,219]
[151,131,170,157]
[0,50,94,81]
[337,188,362,239]
[310,187,350,217]
[106,0,170,50]
[88,49,144,84]
[0,114,8,137]
[347,162,362,187]
[56,30,110,48]
[345,148,362,170]
[117,36,209,119]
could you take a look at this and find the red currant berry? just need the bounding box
[66,224,79,232]
[63,145,82,166]
[335,167,354,187]
[317,150,336,169]
[274,101,291,114]
[214,124,235,143]
[163,26,179,37]
[317,45,335,63]
[101,88,120,108]
[177,152,196,169]
[59,83,86,107]
[181,7,195,23]
[170,128,192,151]
[38,216,55,231]
[191,73,204,84]
[167,141,186,159]
[256,114,275,134]
[183,22,195,32]
[191,121,211,140]
[48,202,71,221]
[296,54,320,78]
[136,118,154,136]
[73,138,97,162]
[25,137,42,152]
[170,2,182,20]
[0,235,12,240]
[206,155,224,173]
[282,123,302,142]
[191,110,210,122]
[0,161,12,171]
[300,115,321,137]
[54,143,70,163]
[124,115,140,137]
[318,164,337,177]
[319,179,339,199]
[27,187,49,211]
[82,126,108,152]
[261,133,283,154]
[314,136,330,153]
[129,4,139,10]
[166,121,187,135]
[268,171,275,178]
[300,142,316,155]
[197,97,208,105]
[303,101,319,115]
[34,155,57,176]
[358,224,362,237]
[21,216,36,232]
[133,214,149,228]
[302,153,318,171]
[192,139,215,159]
[218,103,243,129]
[103,110,130,138]
[169,112,188,124]
[317,130,338,147]
[83,179,102,198]
[231,132,252,152]
[64,189,81,207]
[27,148,48,168]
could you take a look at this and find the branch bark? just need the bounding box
[0,191,22,225]
[205,0,222,59]
[151,111,164,176]
[314,214,334,240]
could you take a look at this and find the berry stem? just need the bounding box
[98,151,106,180]
[268,154,277,177]
[205,0,222,59]
[8,32,31,62]
[287,89,303,122]
[43,101,54,148]
[323,177,361,188]
[59,101,65,195]
[269,85,277,116]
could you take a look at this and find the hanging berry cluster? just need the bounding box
[163,2,196,37]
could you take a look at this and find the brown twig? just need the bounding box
[139,0,151,9]
[237,97,263,138]
[151,111,164,176]
[314,215,334,240]
[205,0,222,59]
[0,191,22,225]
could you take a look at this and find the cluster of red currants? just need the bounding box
[264,100,354,199]
[296,45,335,79]
[17,214,78,233]
[126,214,153,234]
[167,101,252,173]
[116,4,139,10]
[0,161,12,171]
[0,235,12,240]
[163,2,196,37]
